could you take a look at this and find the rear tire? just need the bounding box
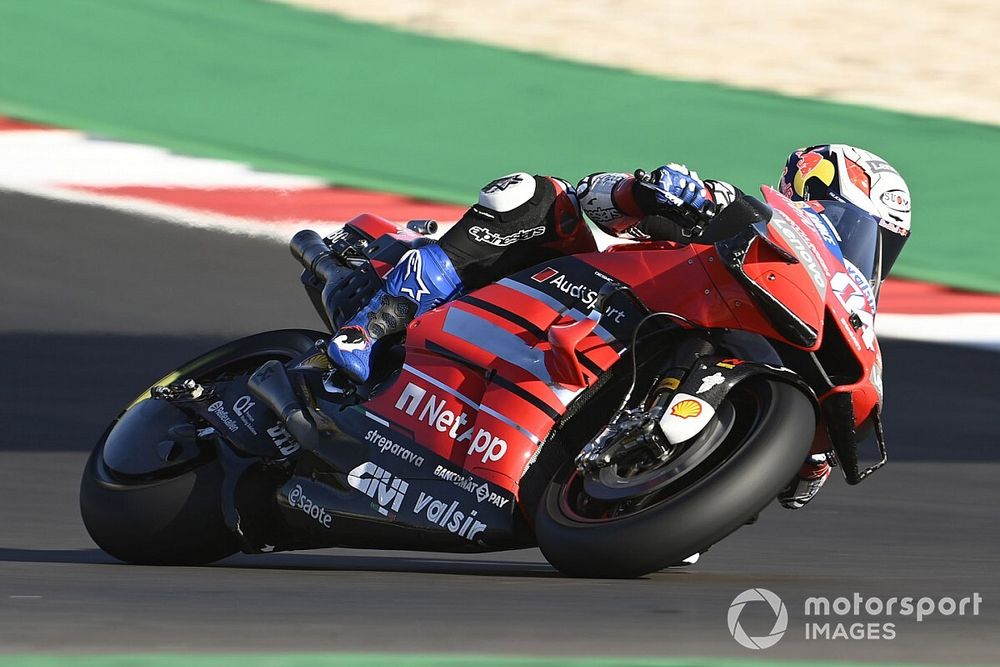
[80,444,237,565]
[535,378,815,578]
[79,329,321,565]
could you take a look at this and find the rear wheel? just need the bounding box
[535,378,815,578]
[79,329,321,565]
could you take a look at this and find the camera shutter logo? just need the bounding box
[728,588,788,649]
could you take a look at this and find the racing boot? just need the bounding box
[778,453,832,510]
[327,244,464,383]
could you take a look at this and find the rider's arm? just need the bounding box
[575,172,645,237]
[577,169,741,242]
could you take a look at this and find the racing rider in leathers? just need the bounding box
[326,144,912,510]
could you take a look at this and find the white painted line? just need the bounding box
[1,183,343,242]
[876,313,1000,351]
[0,129,324,188]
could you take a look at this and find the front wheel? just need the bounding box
[535,378,815,578]
[80,329,322,565]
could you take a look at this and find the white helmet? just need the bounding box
[779,144,911,279]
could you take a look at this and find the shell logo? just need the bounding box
[670,399,703,419]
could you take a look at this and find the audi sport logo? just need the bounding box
[531,267,559,282]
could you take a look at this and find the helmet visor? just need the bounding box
[816,200,880,281]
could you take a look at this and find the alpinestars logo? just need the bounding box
[481,174,524,193]
[347,461,409,516]
[468,225,545,247]
[396,249,430,302]
[394,383,508,463]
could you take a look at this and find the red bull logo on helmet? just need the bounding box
[793,151,836,197]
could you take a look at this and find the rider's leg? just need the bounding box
[326,243,463,383]
[327,172,587,383]
[435,173,591,288]
[778,453,833,509]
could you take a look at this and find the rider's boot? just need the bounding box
[778,453,832,509]
[326,244,464,383]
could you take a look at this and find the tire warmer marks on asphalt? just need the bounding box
[1,116,998,348]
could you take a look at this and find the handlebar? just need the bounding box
[289,230,343,284]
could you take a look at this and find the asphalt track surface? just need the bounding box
[1,191,997,662]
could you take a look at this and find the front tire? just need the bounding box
[535,378,815,578]
[80,329,321,565]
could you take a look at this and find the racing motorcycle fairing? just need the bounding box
[274,395,528,553]
[359,256,651,499]
[348,187,886,501]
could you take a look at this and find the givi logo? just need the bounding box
[347,462,409,517]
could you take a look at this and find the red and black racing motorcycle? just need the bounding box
[80,186,887,577]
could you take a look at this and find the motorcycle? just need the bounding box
[80,186,888,577]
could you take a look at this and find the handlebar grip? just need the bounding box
[289,230,342,283]
[406,219,438,236]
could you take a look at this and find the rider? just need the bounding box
[326,144,912,510]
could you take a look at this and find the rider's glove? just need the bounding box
[633,163,715,221]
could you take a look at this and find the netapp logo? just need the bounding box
[394,383,507,463]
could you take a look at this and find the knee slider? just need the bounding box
[477,172,536,213]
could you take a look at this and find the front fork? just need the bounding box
[575,336,717,473]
